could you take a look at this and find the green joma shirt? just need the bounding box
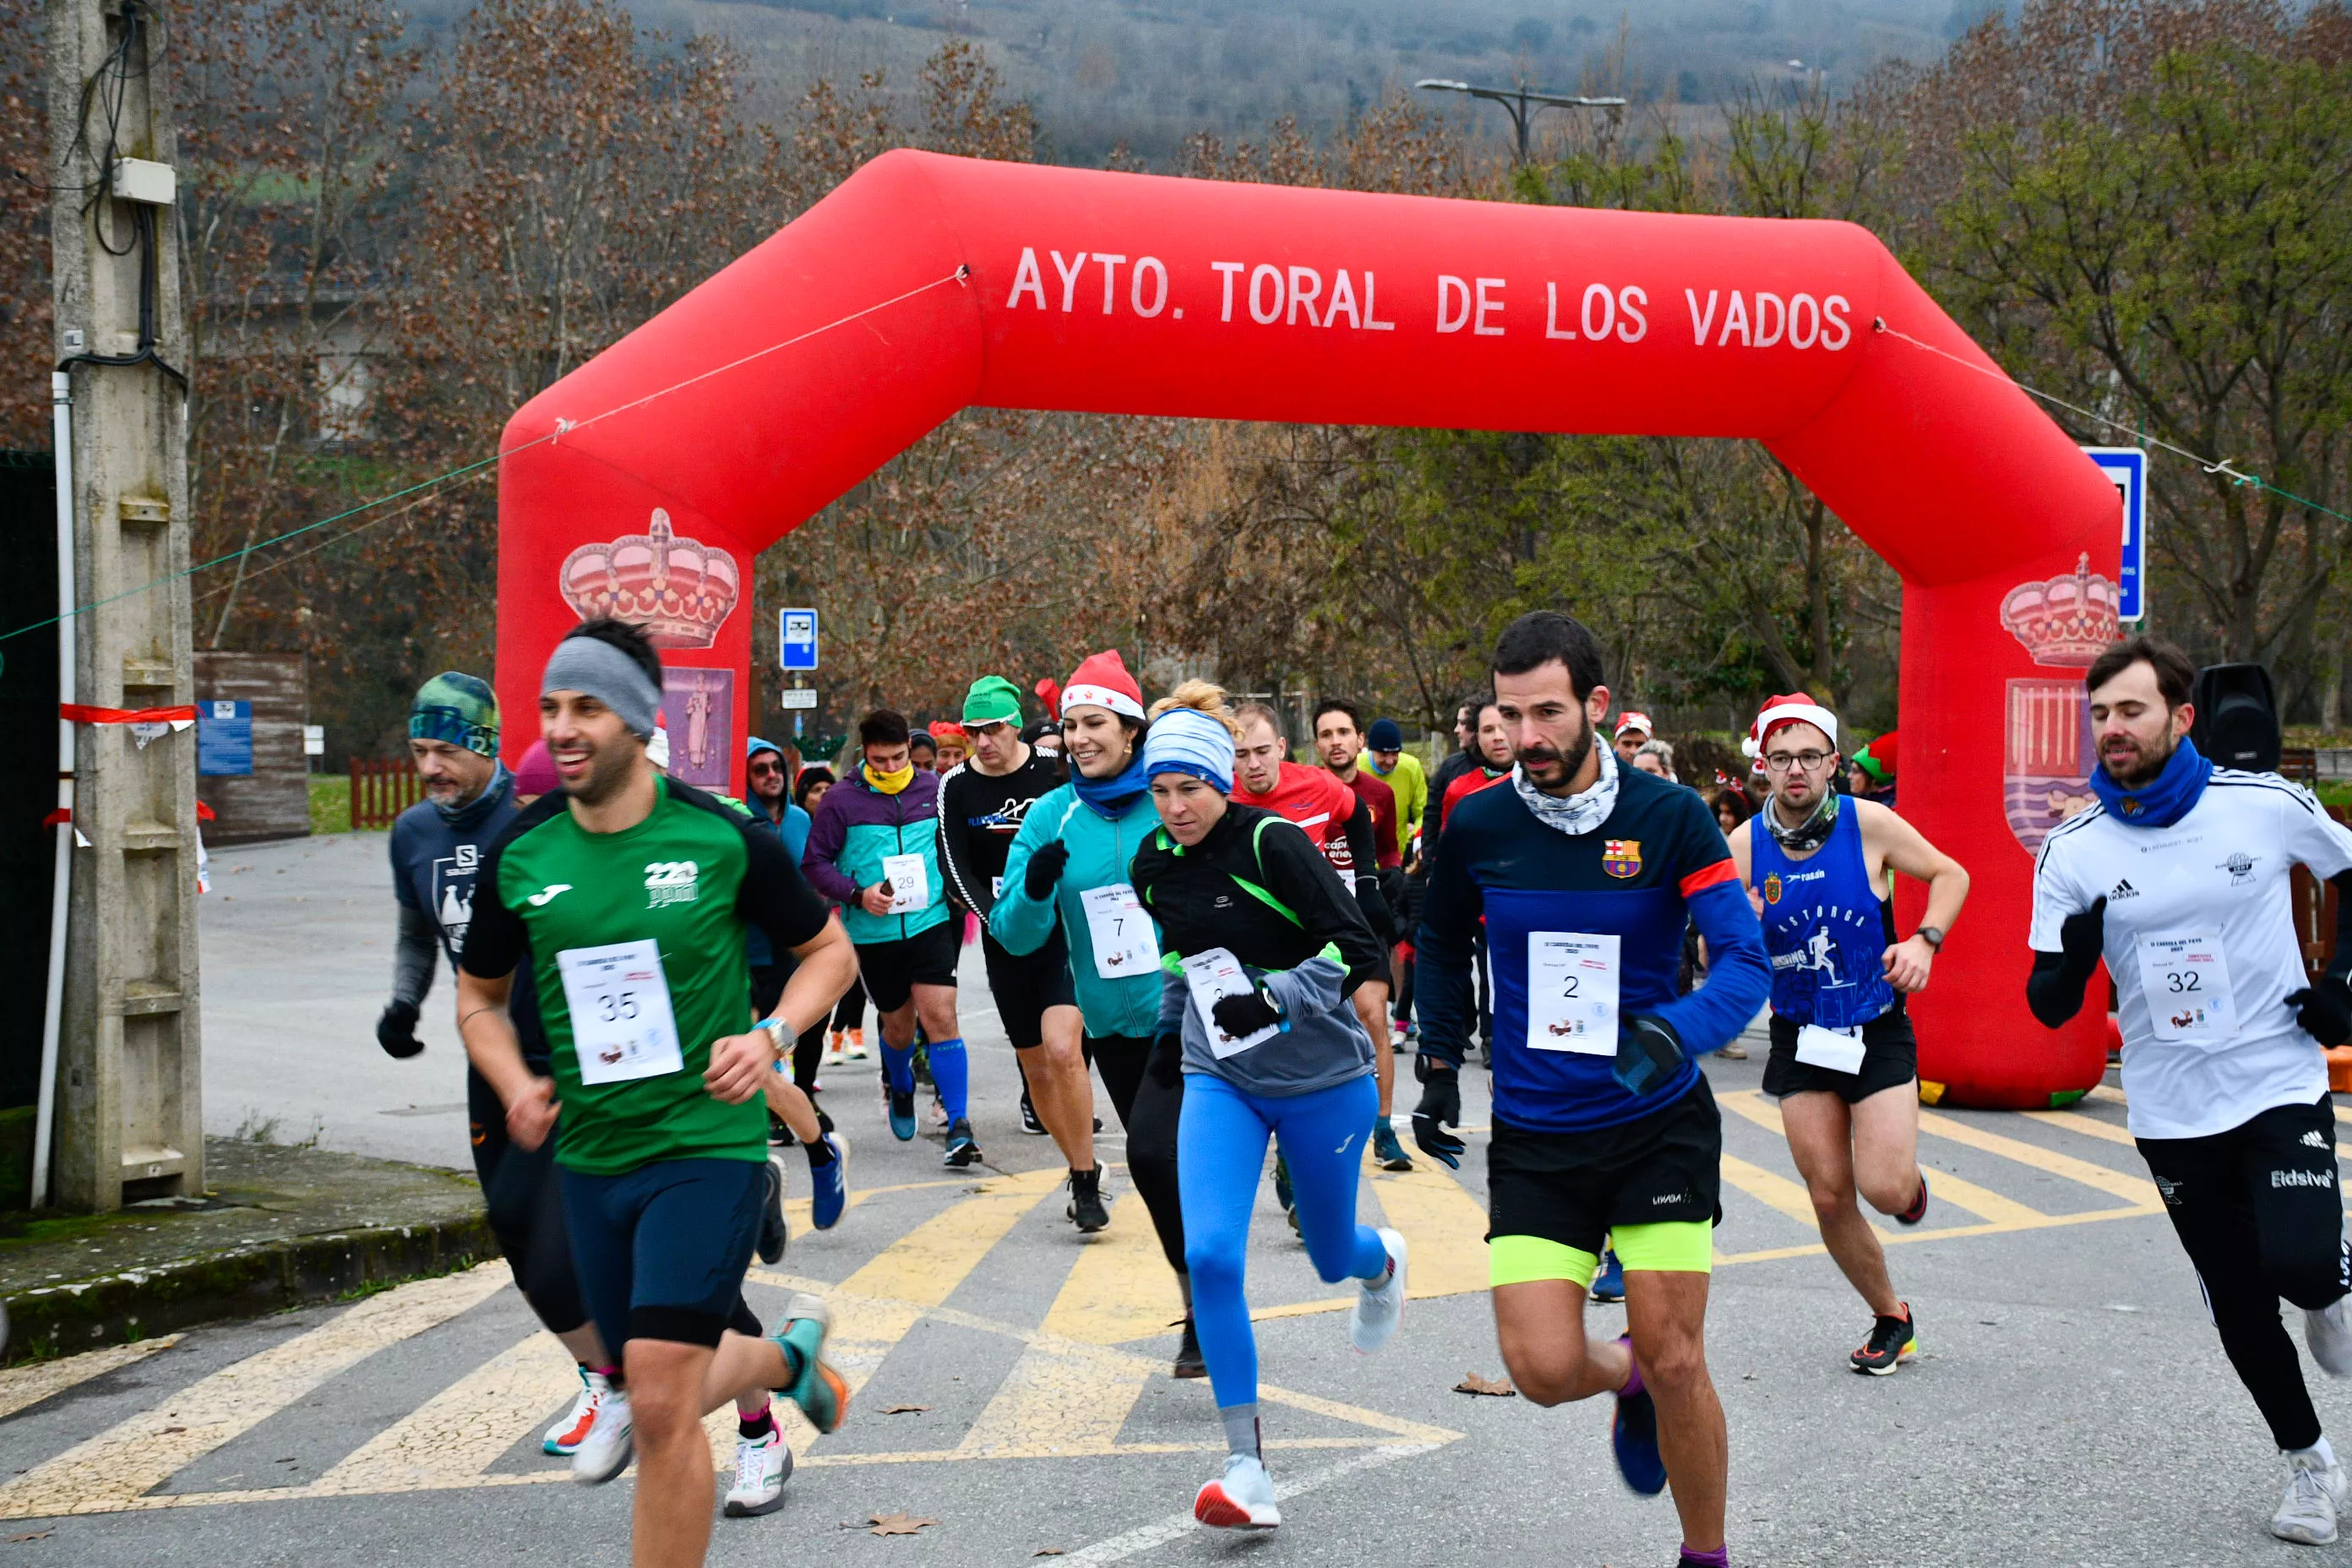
[461,776,831,1175]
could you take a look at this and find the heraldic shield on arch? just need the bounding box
[2001,553,2121,856]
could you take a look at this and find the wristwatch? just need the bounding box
[1914,926,1945,950]
[759,1017,791,1055]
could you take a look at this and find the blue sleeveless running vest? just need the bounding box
[1750,806,1897,1030]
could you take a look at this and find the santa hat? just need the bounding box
[646,716,672,771]
[1613,710,1654,742]
[1033,677,1063,721]
[1060,651,1144,721]
[1742,693,1839,758]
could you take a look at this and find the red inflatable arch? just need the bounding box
[496,150,2121,1108]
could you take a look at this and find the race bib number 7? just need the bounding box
[557,939,686,1085]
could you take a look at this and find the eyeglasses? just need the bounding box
[748,759,783,776]
[1761,751,1833,773]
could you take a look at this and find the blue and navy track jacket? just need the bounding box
[1414,766,1772,1135]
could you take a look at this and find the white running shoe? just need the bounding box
[1349,1228,1409,1355]
[825,1030,846,1067]
[569,1386,634,1484]
[542,1365,607,1456]
[721,1429,794,1517]
[2273,1451,2349,1544]
[2308,1297,2352,1378]
[1195,1452,1281,1530]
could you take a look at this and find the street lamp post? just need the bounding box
[1413,79,1628,164]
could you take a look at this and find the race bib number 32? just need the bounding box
[557,938,686,1085]
[2134,931,2236,1045]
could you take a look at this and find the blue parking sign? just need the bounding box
[779,608,819,671]
[2082,447,2147,621]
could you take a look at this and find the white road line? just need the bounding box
[1049,1442,1441,1565]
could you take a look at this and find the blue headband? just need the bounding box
[1141,707,1234,795]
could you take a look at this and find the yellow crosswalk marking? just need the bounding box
[1914,1168,2048,1228]
[0,1262,510,1519]
[0,1337,182,1424]
[955,1342,1151,1457]
[2018,1108,2139,1148]
[823,1166,1066,1399]
[311,1331,576,1494]
[1039,1169,1184,1346]
[1719,1152,1830,1230]
[1365,1163,1491,1300]
[1916,1110,2159,1206]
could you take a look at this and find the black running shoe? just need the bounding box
[1173,1315,1206,1379]
[754,1157,789,1265]
[943,1118,983,1168]
[768,1112,792,1147]
[1067,1165,1110,1232]
[1020,1090,1047,1136]
[1850,1304,1918,1376]
[1894,1171,1929,1226]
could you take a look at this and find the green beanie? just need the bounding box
[962,674,1024,727]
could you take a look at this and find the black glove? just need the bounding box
[1211,987,1283,1040]
[1411,1056,1463,1169]
[2059,896,2108,977]
[1023,840,1070,900]
[2288,973,2352,1048]
[377,999,423,1059]
[1611,1012,1684,1097]
[1148,1031,1184,1089]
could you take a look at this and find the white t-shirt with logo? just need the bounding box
[2029,770,2352,1139]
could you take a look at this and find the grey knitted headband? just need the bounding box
[542,634,662,739]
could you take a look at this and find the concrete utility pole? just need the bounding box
[45,0,204,1210]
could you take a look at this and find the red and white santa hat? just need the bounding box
[1061,650,1145,721]
[1613,710,1654,742]
[1742,692,1839,759]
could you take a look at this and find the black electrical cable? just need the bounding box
[52,3,187,393]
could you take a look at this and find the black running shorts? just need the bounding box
[855,918,961,1015]
[1484,1075,1723,1256]
[981,931,1075,1049]
[1762,1008,1918,1105]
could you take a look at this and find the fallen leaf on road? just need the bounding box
[881,1404,929,1414]
[868,1513,939,1537]
[1454,1373,1516,1396]
[7,1533,52,1543]
[1034,1551,1065,1557]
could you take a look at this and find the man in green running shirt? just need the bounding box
[458,618,859,1566]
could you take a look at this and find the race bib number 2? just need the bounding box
[1527,932,1620,1056]
[557,939,686,1085]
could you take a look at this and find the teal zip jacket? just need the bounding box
[990,781,1162,1038]
[801,765,949,945]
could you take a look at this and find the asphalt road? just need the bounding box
[12,1010,2352,1565]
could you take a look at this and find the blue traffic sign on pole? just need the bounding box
[779,608,819,671]
[2082,447,2148,622]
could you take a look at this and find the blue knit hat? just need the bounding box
[409,672,498,758]
[1141,707,1234,794]
[1367,717,1403,751]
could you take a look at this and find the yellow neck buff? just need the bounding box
[863,760,915,795]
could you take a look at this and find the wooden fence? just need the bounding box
[350,760,427,830]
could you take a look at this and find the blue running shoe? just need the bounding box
[1590,1248,1625,1304]
[809,1133,848,1231]
[1610,1336,1667,1496]
[771,1293,848,1435]
[887,1088,917,1142]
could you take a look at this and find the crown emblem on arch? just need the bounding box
[558,509,740,649]
[2000,553,2120,669]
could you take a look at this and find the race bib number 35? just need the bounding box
[1527,932,1620,1055]
[2134,930,2237,1046]
[557,938,686,1085]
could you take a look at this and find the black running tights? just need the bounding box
[469,1065,591,1338]
[2137,1094,2352,1451]
[1085,1033,1189,1279]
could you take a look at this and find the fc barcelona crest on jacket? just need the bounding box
[1603,839,1642,879]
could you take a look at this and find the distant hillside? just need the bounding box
[501,0,1977,165]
